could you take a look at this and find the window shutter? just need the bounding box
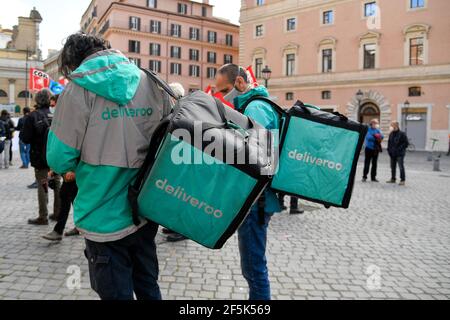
[129,17,133,29]
[138,18,141,31]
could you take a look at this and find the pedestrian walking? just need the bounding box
[362,119,384,182]
[386,121,409,186]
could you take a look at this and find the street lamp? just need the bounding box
[356,90,364,122]
[262,65,272,88]
[403,100,410,136]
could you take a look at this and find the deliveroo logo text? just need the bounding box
[155,178,224,219]
[288,149,343,172]
[102,106,153,120]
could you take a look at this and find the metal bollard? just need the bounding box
[433,156,441,172]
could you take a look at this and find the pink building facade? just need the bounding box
[81,0,239,93]
[240,0,450,151]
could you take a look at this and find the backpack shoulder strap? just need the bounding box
[140,68,179,101]
[128,117,172,226]
[240,95,286,118]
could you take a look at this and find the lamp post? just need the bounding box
[404,100,410,136]
[262,65,272,89]
[25,47,30,108]
[356,90,364,122]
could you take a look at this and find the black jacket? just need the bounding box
[21,107,52,169]
[388,130,409,158]
[0,115,15,140]
[16,116,28,141]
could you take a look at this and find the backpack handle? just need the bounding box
[140,68,179,101]
[332,111,349,122]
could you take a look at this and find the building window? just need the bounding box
[408,86,422,97]
[170,46,182,59]
[322,90,331,100]
[190,28,200,40]
[147,0,157,8]
[256,0,265,6]
[150,20,161,34]
[410,0,425,9]
[255,25,263,37]
[226,34,233,47]
[286,92,294,101]
[178,3,188,14]
[207,67,217,79]
[189,65,200,77]
[0,89,7,97]
[149,43,161,56]
[322,49,333,73]
[410,37,424,65]
[207,52,217,64]
[286,18,296,31]
[286,54,295,76]
[202,6,207,17]
[170,63,182,75]
[207,31,217,43]
[129,40,140,53]
[149,60,161,73]
[363,43,376,69]
[129,17,141,31]
[189,49,199,61]
[224,54,233,64]
[255,58,263,78]
[18,91,32,98]
[129,58,141,68]
[323,10,334,25]
[364,2,377,17]
[171,24,182,37]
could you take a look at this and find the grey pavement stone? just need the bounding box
[0,152,449,300]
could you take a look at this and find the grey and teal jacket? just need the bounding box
[47,49,172,242]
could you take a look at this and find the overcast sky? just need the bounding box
[0,0,241,59]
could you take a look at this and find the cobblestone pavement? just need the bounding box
[0,152,449,300]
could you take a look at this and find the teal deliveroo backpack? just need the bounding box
[128,70,275,249]
[240,97,368,209]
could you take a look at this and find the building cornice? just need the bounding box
[267,64,450,89]
[97,2,239,30]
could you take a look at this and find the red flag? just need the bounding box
[213,92,235,109]
[204,85,213,95]
[29,68,50,92]
[245,66,259,88]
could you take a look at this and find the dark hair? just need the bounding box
[218,64,248,85]
[1,110,9,117]
[35,89,52,109]
[50,94,60,103]
[59,32,111,78]
[23,107,31,115]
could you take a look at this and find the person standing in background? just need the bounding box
[16,107,32,169]
[22,89,62,225]
[362,119,384,183]
[0,110,15,169]
[386,121,409,186]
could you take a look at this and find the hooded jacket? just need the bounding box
[233,86,281,214]
[47,50,172,242]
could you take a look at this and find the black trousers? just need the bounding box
[54,181,78,235]
[84,222,161,300]
[363,148,379,180]
[390,155,406,182]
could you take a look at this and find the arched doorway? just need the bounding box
[359,102,380,124]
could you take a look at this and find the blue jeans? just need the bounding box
[238,205,273,300]
[19,140,30,167]
[84,221,161,300]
